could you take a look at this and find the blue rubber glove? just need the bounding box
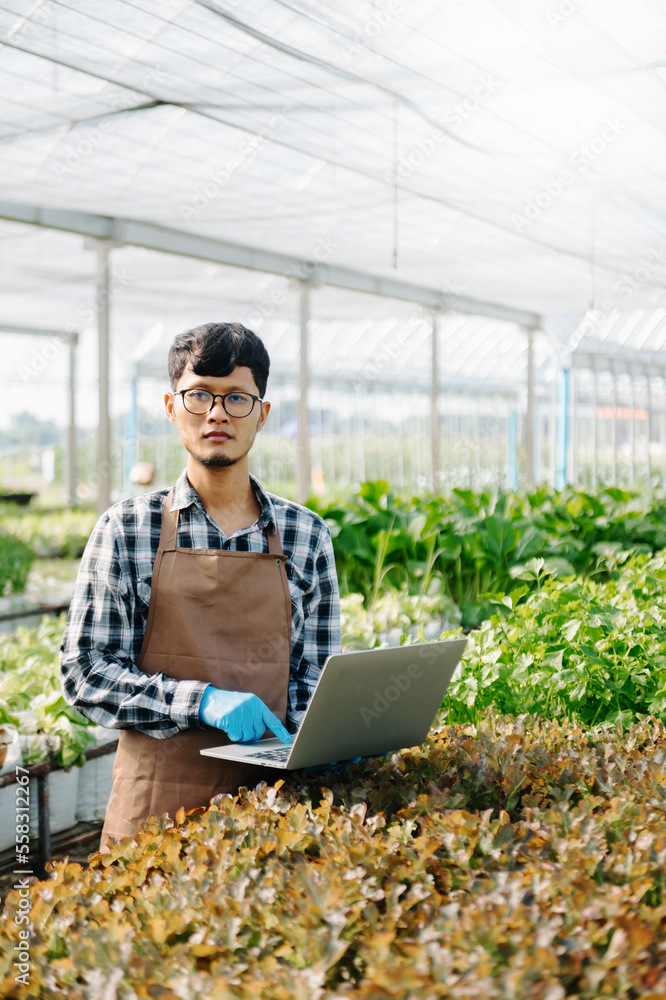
[198,686,292,744]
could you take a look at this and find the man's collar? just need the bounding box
[170,470,277,532]
[170,470,200,512]
[250,475,278,533]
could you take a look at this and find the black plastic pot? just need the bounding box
[0,492,36,506]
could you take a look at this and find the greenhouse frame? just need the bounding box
[2,0,665,508]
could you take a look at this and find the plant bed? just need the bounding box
[26,767,79,840]
[0,533,34,598]
[0,821,105,907]
[75,731,119,824]
[0,508,97,559]
[0,493,35,506]
[0,740,118,868]
[1,713,666,997]
[0,615,97,769]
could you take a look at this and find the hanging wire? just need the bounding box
[392,100,399,269]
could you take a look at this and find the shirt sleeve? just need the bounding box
[287,521,341,732]
[59,509,209,738]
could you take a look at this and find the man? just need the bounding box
[60,322,341,848]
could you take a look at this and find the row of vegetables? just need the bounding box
[0,507,97,597]
[311,479,666,625]
[2,715,666,997]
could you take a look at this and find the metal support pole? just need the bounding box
[36,772,50,879]
[96,241,111,513]
[67,335,78,507]
[125,373,138,490]
[359,388,366,484]
[297,282,310,503]
[507,406,517,489]
[525,327,535,486]
[397,393,405,489]
[630,376,636,486]
[550,380,557,487]
[570,368,577,485]
[661,380,666,489]
[430,312,440,493]
[592,371,598,488]
[647,377,653,484]
[0,326,79,506]
[555,368,570,489]
[611,377,618,485]
[534,393,541,482]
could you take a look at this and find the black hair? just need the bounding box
[167,322,270,396]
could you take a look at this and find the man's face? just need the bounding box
[165,364,270,469]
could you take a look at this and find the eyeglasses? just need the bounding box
[175,389,263,417]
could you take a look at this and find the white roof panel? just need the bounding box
[0,0,665,415]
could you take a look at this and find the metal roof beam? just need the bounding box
[0,323,78,343]
[136,364,520,397]
[0,201,541,329]
[573,351,666,380]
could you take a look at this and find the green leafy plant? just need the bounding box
[0,507,97,559]
[0,532,34,595]
[432,549,666,729]
[0,615,94,766]
[340,585,458,650]
[310,481,666,626]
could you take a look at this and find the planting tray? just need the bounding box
[76,730,118,823]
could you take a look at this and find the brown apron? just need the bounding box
[100,490,291,848]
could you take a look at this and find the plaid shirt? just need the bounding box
[60,471,341,737]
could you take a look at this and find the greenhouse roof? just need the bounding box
[1,0,666,393]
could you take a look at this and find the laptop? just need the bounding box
[200,636,467,770]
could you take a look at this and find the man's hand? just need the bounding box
[198,686,292,744]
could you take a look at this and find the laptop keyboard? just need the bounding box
[247,747,292,763]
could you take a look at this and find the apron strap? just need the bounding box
[266,519,285,557]
[158,490,179,551]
